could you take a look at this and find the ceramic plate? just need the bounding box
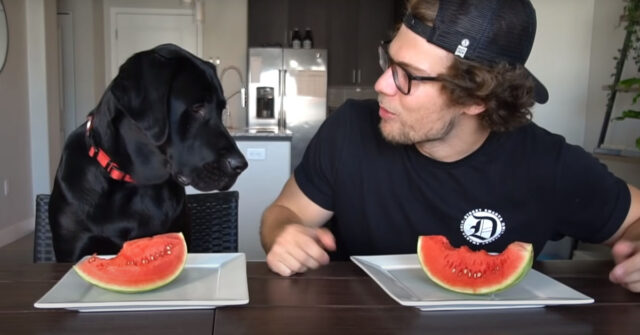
[34,253,249,312]
[351,254,594,311]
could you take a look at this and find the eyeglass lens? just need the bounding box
[378,44,410,94]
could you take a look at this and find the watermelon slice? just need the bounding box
[74,232,188,293]
[417,235,533,295]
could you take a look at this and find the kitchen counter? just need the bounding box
[228,127,293,141]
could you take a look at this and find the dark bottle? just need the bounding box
[302,27,313,49]
[291,28,302,49]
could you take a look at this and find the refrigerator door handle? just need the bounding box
[357,69,362,84]
[279,69,287,96]
[278,69,287,130]
[352,69,356,84]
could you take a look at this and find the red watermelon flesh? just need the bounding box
[74,232,188,293]
[417,235,533,295]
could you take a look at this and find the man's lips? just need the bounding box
[379,106,396,120]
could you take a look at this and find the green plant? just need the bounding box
[607,0,640,150]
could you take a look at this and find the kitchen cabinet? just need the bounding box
[247,0,289,47]
[327,0,395,86]
[287,0,328,49]
[248,0,399,86]
[248,0,328,48]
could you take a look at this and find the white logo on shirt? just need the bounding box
[460,209,505,244]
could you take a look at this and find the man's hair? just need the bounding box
[407,0,535,132]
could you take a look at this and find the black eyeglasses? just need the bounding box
[378,41,441,95]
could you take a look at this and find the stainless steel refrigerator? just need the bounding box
[247,48,328,171]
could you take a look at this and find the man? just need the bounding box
[260,0,640,292]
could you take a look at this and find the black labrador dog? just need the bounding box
[49,44,247,262]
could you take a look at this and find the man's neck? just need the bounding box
[414,116,491,162]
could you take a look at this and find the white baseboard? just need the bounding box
[0,217,34,248]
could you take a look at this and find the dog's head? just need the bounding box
[106,43,247,191]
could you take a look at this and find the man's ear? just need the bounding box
[109,49,174,145]
[463,102,486,116]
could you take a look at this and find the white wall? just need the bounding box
[586,0,639,186]
[203,0,248,130]
[0,0,61,247]
[57,0,103,129]
[529,0,638,186]
[529,0,594,147]
[0,0,33,246]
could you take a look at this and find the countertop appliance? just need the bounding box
[248,47,328,171]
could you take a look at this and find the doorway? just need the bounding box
[57,11,76,140]
[108,8,202,81]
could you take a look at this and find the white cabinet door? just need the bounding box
[186,139,291,260]
[234,140,290,260]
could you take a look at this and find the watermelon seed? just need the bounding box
[166,250,172,255]
[150,255,155,261]
[141,258,149,264]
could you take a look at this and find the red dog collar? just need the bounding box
[86,115,135,183]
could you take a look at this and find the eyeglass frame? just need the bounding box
[378,40,441,95]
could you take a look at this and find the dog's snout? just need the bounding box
[226,154,248,174]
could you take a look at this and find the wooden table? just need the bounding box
[1,260,639,334]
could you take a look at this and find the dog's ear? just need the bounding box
[109,48,175,145]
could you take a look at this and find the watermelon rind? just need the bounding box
[417,235,533,295]
[73,232,188,293]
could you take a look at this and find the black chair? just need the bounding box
[33,194,56,263]
[186,191,239,253]
[538,236,577,260]
[32,191,239,263]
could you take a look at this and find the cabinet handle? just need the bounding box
[357,69,361,84]
[352,69,356,84]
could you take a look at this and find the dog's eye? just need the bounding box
[190,104,206,119]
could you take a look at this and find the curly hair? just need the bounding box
[406,0,535,132]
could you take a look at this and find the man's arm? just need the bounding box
[605,184,640,292]
[260,176,334,276]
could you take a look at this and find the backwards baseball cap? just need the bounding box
[403,0,548,104]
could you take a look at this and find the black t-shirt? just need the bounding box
[294,99,631,260]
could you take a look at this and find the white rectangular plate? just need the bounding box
[34,253,249,312]
[351,254,594,311]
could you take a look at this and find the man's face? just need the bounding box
[374,25,465,145]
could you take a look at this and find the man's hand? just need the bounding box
[266,224,336,276]
[609,239,640,292]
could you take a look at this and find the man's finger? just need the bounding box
[611,240,637,264]
[609,249,640,284]
[625,280,640,293]
[266,253,293,276]
[316,228,336,251]
[290,240,322,269]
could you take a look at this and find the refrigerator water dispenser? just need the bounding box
[256,87,275,119]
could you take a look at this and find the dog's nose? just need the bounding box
[226,155,248,174]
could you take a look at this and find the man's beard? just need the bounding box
[379,115,457,145]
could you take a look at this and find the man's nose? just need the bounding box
[374,67,397,96]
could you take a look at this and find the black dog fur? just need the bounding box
[49,44,247,262]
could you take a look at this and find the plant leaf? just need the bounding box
[622,110,640,118]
